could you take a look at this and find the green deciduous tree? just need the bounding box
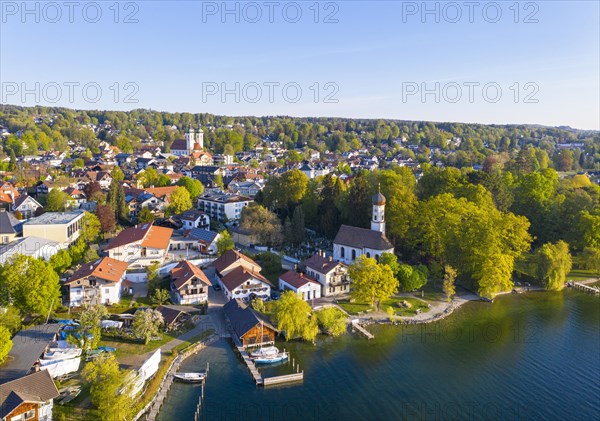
[349,256,399,311]
[0,326,12,364]
[177,176,204,200]
[49,249,72,274]
[0,255,60,316]
[138,207,155,224]
[397,264,427,292]
[581,247,600,276]
[274,291,319,343]
[316,307,347,337]
[132,309,164,344]
[151,289,170,305]
[443,265,457,302]
[46,188,71,211]
[76,304,108,350]
[168,186,192,215]
[216,230,234,255]
[82,354,133,421]
[240,204,283,247]
[81,211,101,243]
[535,241,573,290]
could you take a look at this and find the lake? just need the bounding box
[157,290,600,421]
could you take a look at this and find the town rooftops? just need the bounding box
[23,210,85,226]
[303,252,346,274]
[12,194,41,209]
[0,211,19,235]
[0,236,60,265]
[104,223,173,251]
[178,209,206,221]
[186,228,218,244]
[220,266,272,292]
[170,139,188,150]
[171,260,211,290]
[212,249,261,274]
[66,257,129,284]
[0,370,60,418]
[0,324,61,384]
[279,270,319,289]
[333,224,394,251]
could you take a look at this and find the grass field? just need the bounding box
[567,269,598,282]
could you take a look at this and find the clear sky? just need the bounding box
[1,1,599,129]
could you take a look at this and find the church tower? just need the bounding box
[371,187,386,233]
[185,126,196,152]
[196,128,204,150]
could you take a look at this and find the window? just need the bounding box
[105,288,110,294]
[366,252,371,258]
[351,249,356,260]
[340,247,345,258]
[25,409,35,420]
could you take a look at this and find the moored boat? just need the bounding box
[174,372,206,383]
[253,352,289,364]
[250,346,279,358]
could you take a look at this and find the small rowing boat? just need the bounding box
[174,372,206,383]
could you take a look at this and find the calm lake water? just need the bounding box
[157,291,600,421]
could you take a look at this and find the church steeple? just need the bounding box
[371,185,386,233]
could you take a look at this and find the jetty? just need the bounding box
[233,335,263,385]
[568,280,600,295]
[351,319,374,339]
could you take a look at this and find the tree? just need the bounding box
[535,241,573,290]
[82,354,133,421]
[379,252,400,277]
[76,304,108,350]
[8,150,17,172]
[240,204,283,246]
[107,180,129,221]
[73,158,84,169]
[96,204,116,233]
[0,255,60,316]
[349,256,398,311]
[290,206,305,244]
[177,176,204,200]
[84,181,105,203]
[46,188,70,211]
[216,230,234,255]
[397,264,427,292]
[80,212,101,243]
[316,307,347,337]
[0,326,12,364]
[151,289,170,305]
[138,207,155,224]
[442,265,457,302]
[69,238,87,264]
[111,166,125,182]
[168,186,192,215]
[49,249,72,273]
[273,291,318,343]
[581,247,600,276]
[132,309,164,344]
[214,174,224,189]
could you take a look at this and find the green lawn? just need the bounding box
[567,269,598,282]
[381,296,430,316]
[336,300,373,315]
[171,328,215,354]
[99,329,185,357]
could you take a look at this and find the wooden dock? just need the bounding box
[568,280,600,295]
[351,320,374,339]
[263,372,304,386]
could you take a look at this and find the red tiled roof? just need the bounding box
[171,260,211,290]
[140,225,173,250]
[303,253,345,275]
[66,257,129,284]
[104,223,152,250]
[212,249,261,274]
[279,270,319,289]
[220,266,271,292]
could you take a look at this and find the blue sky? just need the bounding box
[1,1,599,129]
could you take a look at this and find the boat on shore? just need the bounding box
[174,372,206,383]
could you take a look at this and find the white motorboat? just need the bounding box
[174,372,206,383]
[250,346,279,358]
[253,352,289,364]
[44,349,82,360]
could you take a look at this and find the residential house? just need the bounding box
[170,260,212,305]
[302,251,350,297]
[229,226,258,247]
[11,194,42,219]
[188,165,223,185]
[135,157,155,170]
[22,211,85,249]
[278,270,322,301]
[0,211,19,244]
[222,299,276,347]
[154,305,196,331]
[64,187,87,208]
[190,151,213,166]
[85,171,112,189]
[0,182,19,209]
[196,193,252,223]
[184,229,220,254]
[177,210,210,230]
[219,266,272,301]
[104,222,173,266]
[0,370,60,421]
[212,249,262,278]
[228,180,264,197]
[63,257,129,306]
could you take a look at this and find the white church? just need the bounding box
[333,189,394,264]
[171,126,204,156]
